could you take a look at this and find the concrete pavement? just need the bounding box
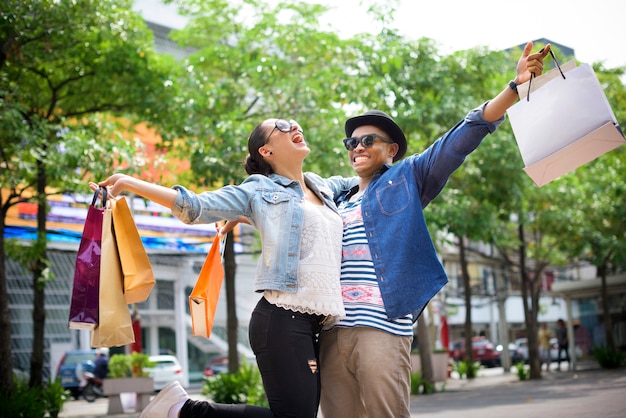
[59,361,626,418]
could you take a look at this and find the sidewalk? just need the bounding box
[410,360,626,418]
[59,361,626,418]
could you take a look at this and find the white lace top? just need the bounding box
[264,200,345,323]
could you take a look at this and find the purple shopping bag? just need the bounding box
[68,188,106,330]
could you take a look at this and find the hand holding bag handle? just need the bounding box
[525,48,566,102]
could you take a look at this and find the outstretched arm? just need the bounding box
[483,41,551,122]
[89,174,177,209]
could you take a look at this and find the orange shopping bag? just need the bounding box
[189,235,225,338]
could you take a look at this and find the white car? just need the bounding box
[146,355,184,391]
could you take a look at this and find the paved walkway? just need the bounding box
[59,361,626,418]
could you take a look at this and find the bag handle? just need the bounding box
[218,234,226,261]
[91,186,107,208]
[526,48,566,102]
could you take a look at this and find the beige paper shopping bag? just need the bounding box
[91,199,135,348]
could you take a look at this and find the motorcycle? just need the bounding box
[80,371,105,402]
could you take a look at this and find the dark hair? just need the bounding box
[245,122,274,176]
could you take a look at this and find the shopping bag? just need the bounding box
[507,53,625,187]
[68,188,106,331]
[189,236,225,338]
[111,196,155,304]
[91,198,135,347]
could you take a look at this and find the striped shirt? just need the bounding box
[328,195,413,336]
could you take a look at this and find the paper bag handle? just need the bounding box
[526,48,566,102]
[90,186,107,208]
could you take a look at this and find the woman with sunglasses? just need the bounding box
[91,118,345,418]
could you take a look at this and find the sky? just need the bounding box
[314,0,625,69]
[135,0,625,70]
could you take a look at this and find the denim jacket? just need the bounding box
[171,172,339,293]
[325,104,504,320]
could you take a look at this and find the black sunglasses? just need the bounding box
[264,119,301,143]
[342,133,393,151]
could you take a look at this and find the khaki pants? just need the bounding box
[319,327,412,418]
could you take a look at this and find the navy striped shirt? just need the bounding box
[331,196,413,336]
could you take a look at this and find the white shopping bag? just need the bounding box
[507,58,624,187]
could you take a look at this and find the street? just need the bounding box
[59,363,626,418]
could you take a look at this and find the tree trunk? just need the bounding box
[459,236,475,379]
[416,316,434,390]
[29,162,47,388]
[224,230,239,373]
[518,223,541,380]
[495,267,510,372]
[0,197,15,394]
[598,263,616,351]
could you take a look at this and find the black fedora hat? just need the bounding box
[344,110,407,162]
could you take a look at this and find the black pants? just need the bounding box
[181,297,324,418]
[557,344,570,368]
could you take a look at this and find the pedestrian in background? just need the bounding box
[556,318,570,371]
[538,323,553,371]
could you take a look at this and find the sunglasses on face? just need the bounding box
[264,119,301,143]
[342,133,393,151]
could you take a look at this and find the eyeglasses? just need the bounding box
[264,119,301,143]
[342,133,393,151]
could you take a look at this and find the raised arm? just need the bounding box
[483,41,551,122]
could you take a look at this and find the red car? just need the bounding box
[451,337,500,368]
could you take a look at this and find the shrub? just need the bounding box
[107,352,154,378]
[410,371,436,395]
[514,361,529,380]
[202,358,268,407]
[592,346,625,369]
[0,375,68,418]
[410,371,423,395]
[453,360,480,379]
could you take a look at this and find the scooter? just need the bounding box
[79,371,105,402]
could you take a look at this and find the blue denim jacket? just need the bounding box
[171,172,338,293]
[325,104,503,320]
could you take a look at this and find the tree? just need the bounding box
[555,63,626,348]
[487,59,625,378]
[0,0,175,393]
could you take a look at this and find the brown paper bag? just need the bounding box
[91,199,135,348]
[112,196,155,304]
[189,236,225,338]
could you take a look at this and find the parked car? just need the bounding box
[496,342,525,365]
[56,349,97,399]
[145,355,184,391]
[451,337,500,368]
[203,354,257,378]
[203,355,229,378]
